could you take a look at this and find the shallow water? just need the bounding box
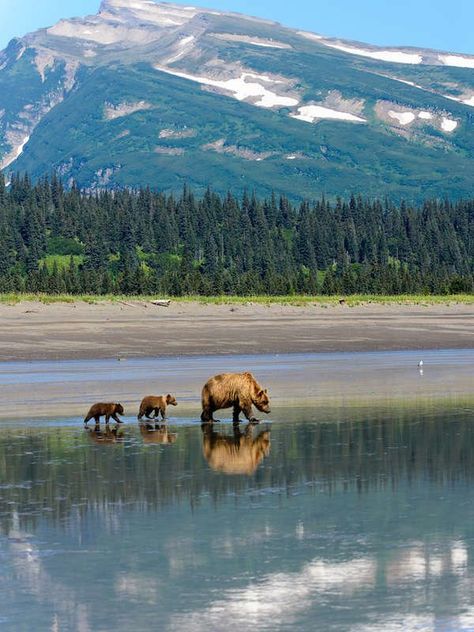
[0,349,473,420]
[1,403,474,631]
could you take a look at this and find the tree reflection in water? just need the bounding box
[1,406,474,631]
[0,407,473,533]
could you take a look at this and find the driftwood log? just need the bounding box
[150,299,171,307]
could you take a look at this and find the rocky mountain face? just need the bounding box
[1,0,473,200]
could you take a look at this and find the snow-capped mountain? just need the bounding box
[1,0,473,199]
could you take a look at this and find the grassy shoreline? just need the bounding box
[0,293,473,306]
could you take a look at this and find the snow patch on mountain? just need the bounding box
[418,111,433,120]
[438,54,474,69]
[444,92,474,108]
[0,134,30,169]
[319,41,422,64]
[441,118,458,132]
[164,35,196,64]
[388,110,416,125]
[154,67,299,108]
[291,105,366,123]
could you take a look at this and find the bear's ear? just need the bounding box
[257,389,264,397]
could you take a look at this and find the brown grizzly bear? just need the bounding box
[202,423,271,475]
[200,372,271,423]
[84,402,124,425]
[139,424,178,444]
[137,394,178,421]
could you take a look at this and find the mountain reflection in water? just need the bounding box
[1,405,474,631]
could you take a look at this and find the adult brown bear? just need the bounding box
[137,394,178,421]
[84,402,124,425]
[200,372,270,423]
[202,423,271,475]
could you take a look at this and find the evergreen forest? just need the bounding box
[0,173,472,296]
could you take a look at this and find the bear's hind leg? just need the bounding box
[201,406,214,423]
[233,403,241,424]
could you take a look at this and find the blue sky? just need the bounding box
[0,0,473,54]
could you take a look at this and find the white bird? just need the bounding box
[418,360,424,367]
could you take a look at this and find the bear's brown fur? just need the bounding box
[202,423,271,475]
[139,424,178,444]
[84,402,124,425]
[137,394,177,421]
[201,372,270,423]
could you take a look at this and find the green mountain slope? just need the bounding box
[1,0,474,200]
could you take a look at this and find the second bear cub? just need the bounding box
[138,394,178,421]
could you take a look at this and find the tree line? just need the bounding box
[0,173,472,295]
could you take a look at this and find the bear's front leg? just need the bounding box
[241,403,259,423]
[112,413,123,424]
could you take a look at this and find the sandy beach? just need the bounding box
[0,301,472,361]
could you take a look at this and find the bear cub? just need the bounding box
[138,394,178,421]
[84,402,125,425]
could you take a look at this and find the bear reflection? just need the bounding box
[85,425,125,444]
[202,423,271,475]
[139,423,178,445]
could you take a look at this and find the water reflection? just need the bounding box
[169,555,377,631]
[1,407,474,630]
[201,423,271,475]
[139,423,178,445]
[85,425,126,444]
[2,410,474,533]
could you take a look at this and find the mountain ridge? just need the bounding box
[1,0,473,200]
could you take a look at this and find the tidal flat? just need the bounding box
[0,350,473,630]
[0,349,472,420]
[0,300,472,361]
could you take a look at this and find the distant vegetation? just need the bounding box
[0,173,472,296]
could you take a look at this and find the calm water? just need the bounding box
[1,404,474,631]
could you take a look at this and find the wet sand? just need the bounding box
[0,349,472,421]
[0,301,472,361]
